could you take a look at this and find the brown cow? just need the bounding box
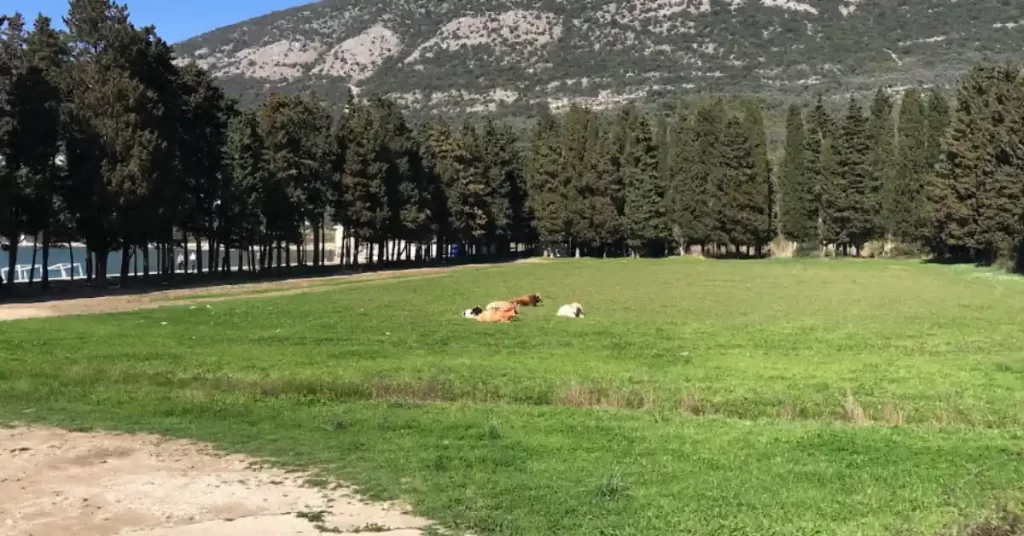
[475,306,519,323]
[509,293,543,307]
[485,300,519,312]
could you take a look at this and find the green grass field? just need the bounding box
[2,258,1024,535]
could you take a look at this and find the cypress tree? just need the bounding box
[743,102,774,253]
[562,104,596,256]
[718,115,768,255]
[623,113,669,257]
[925,88,951,173]
[972,66,1024,263]
[524,111,567,256]
[803,94,831,244]
[821,98,873,255]
[780,103,816,244]
[670,100,725,253]
[925,66,997,259]
[866,87,895,243]
[889,89,929,245]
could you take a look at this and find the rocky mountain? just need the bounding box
[173,0,1024,114]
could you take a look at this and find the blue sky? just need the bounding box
[6,0,314,43]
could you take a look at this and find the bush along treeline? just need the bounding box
[2,2,1023,296]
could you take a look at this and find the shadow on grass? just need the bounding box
[0,252,536,306]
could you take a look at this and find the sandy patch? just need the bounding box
[0,259,549,322]
[0,426,435,536]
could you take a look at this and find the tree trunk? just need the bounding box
[312,223,320,267]
[4,241,19,294]
[321,225,327,266]
[28,236,38,287]
[120,244,131,283]
[69,241,76,281]
[95,248,109,286]
[86,248,93,282]
[41,228,51,291]
[143,245,150,280]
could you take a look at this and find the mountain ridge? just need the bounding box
[173,0,1024,113]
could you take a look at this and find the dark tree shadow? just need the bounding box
[0,251,536,306]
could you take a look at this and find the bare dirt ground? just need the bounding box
[0,426,434,536]
[0,258,546,322]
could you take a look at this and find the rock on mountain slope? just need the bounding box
[174,0,1024,113]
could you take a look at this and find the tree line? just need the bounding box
[778,63,1024,269]
[3,2,1023,297]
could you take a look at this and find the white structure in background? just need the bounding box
[1,263,85,283]
[333,224,440,264]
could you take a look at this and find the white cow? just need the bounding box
[556,303,584,318]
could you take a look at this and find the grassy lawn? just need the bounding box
[2,258,1024,535]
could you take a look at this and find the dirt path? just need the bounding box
[0,426,437,536]
[0,258,547,322]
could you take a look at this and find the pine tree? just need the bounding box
[332,97,387,263]
[0,13,26,293]
[889,89,929,244]
[10,15,64,289]
[821,98,874,255]
[780,103,816,244]
[222,109,269,269]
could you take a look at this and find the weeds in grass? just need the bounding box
[882,403,908,426]
[679,392,713,416]
[594,472,629,502]
[486,421,502,440]
[842,392,871,425]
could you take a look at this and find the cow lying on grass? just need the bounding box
[464,304,518,323]
[485,300,519,312]
[509,293,543,307]
[557,303,584,318]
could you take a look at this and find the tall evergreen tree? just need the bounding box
[780,103,816,244]
[925,88,951,173]
[972,66,1024,262]
[524,111,568,256]
[622,112,669,256]
[866,87,895,242]
[925,66,998,259]
[717,116,766,254]
[671,101,724,252]
[17,15,66,289]
[889,89,929,244]
[334,97,386,264]
[803,94,831,244]
[0,14,26,293]
[222,109,269,270]
[821,98,874,255]
[743,101,774,253]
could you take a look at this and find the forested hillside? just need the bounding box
[173,0,1024,114]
